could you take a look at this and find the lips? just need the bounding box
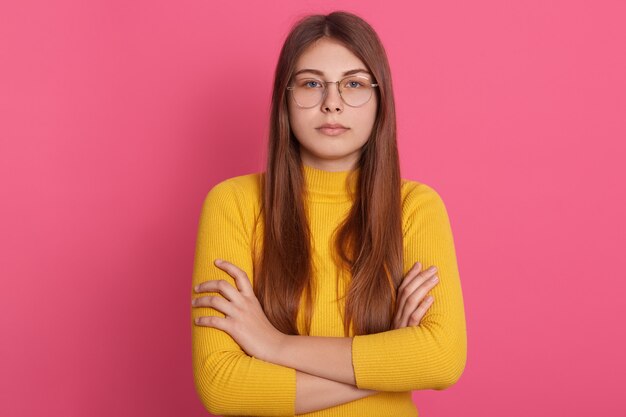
[317,123,349,136]
[318,123,347,129]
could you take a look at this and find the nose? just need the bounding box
[321,82,343,113]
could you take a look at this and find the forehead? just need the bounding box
[294,37,368,76]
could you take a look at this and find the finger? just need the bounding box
[395,262,423,320]
[407,296,434,327]
[397,262,422,294]
[192,295,237,317]
[214,259,254,296]
[398,278,439,327]
[194,315,229,331]
[397,266,438,314]
[195,279,239,301]
[401,266,438,298]
[400,279,436,327]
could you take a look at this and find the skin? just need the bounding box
[287,37,378,172]
[192,38,440,413]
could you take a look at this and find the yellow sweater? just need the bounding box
[191,164,467,417]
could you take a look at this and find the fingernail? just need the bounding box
[194,285,199,292]
[214,259,223,265]
[428,266,437,273]
[431,276,439,283]
[414,262,421,269]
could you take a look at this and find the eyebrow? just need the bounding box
[293,68,372,77]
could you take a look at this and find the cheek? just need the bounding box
[358,103,378,137]
[288,108,314,137]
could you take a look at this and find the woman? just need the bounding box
[191,11,467,416]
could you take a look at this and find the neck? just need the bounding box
[302,163,360,203]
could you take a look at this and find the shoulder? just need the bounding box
[400,177,453,233]
[400,177,447,213]
[207,172,262,198]
[203,172,263,212]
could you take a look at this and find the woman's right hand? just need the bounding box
[392,262,439,329]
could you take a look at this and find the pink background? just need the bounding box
[1,1,625,416]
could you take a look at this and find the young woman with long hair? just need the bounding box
[191,11,467,416]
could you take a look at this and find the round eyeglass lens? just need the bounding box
[340,76,375,107]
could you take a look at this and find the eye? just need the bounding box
[344,78,366,88]
[299,79,323,89]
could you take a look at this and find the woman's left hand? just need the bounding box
[192,259,285,362]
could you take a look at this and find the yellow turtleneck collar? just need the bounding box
[302,164,360,203]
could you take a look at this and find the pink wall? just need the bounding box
[1,0,625,416]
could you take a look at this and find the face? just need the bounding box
[287,37,378,172]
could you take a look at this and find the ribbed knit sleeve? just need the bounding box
[191,177,296,416]
[351,182,467,392]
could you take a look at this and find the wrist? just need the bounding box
[261,330,289,364]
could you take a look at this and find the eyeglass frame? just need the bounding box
[286,75,379,108]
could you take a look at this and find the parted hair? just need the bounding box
[254,11,403,336]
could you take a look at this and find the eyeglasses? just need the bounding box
[287,75,379,108]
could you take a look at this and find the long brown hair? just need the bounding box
[254,11,403,336]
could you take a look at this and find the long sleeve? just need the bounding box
[191,176,296,416]
[351,182,468,392]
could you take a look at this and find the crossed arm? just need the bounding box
[190,179,467,415]
[193,258,370,414]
